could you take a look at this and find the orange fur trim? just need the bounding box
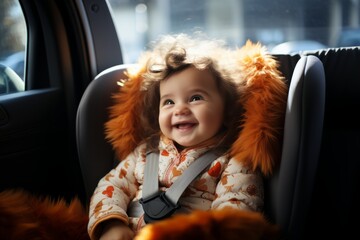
[230,41,288,175]
[105,64,147,160]
[135,208,280,240]
[0,189,89,240]
[105,42,288,174]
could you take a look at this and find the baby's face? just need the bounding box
[158,66,225,148]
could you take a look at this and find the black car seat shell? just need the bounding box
[264,55,325,239]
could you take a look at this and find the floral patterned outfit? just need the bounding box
[88,135,264,239]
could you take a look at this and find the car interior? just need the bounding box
[76,51,327,239]
[1,0,359,239]
[76,45,360,238]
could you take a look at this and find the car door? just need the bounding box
[0,0,122,203]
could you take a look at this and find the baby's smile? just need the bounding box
[175,122,196,130]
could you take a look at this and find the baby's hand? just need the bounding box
[100,220,134,240]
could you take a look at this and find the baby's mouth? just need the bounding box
[175,123,196,129]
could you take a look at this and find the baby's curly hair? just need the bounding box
[137,34,245,152]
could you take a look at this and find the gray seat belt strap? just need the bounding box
[166,151,218,204]
[142,151,159,197]
[142,151,218,205]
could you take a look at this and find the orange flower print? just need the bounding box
[124,161,130,168]
[104,173,114,181]
[119,168,127,178]
[102,186,114,198]
[221,175,228,185]
[193,178,208,191]
[172,167,181,177]
[208,162,221,178]
[225,184,234,192]
[161,150,169,156]
[179,155,186,163]
[94,201,103,218]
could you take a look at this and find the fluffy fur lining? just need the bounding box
[0,189,89,240]
[105,63,148,161]
[105,41,287,175]
[0,189,279,239]
[134,208,280,240]
[231,41,287,175]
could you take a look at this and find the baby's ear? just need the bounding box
[230,40,288,175]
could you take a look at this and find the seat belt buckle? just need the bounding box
[139,191,180,223]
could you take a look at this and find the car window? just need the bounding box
[0,0,27,94]
[107,0,360,63]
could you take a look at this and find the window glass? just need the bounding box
[0,0,27,94]
[107,0,360,63]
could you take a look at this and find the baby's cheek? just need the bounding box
[158,112,167,128]
[158,113,172,135]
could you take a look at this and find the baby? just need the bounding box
[88,34,287,240]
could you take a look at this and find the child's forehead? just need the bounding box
[163,67,216,84]
[159,67,220,95]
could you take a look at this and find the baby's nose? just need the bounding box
[174,104,190,116]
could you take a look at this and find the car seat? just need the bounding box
[301,47,360,239]
[265,54,325,239]
[76,55,326,239]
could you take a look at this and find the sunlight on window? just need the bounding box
[107,0,360,63]
[0,0,27,94]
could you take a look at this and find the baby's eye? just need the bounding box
[190,95,203,102]
[163,99,174,105]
